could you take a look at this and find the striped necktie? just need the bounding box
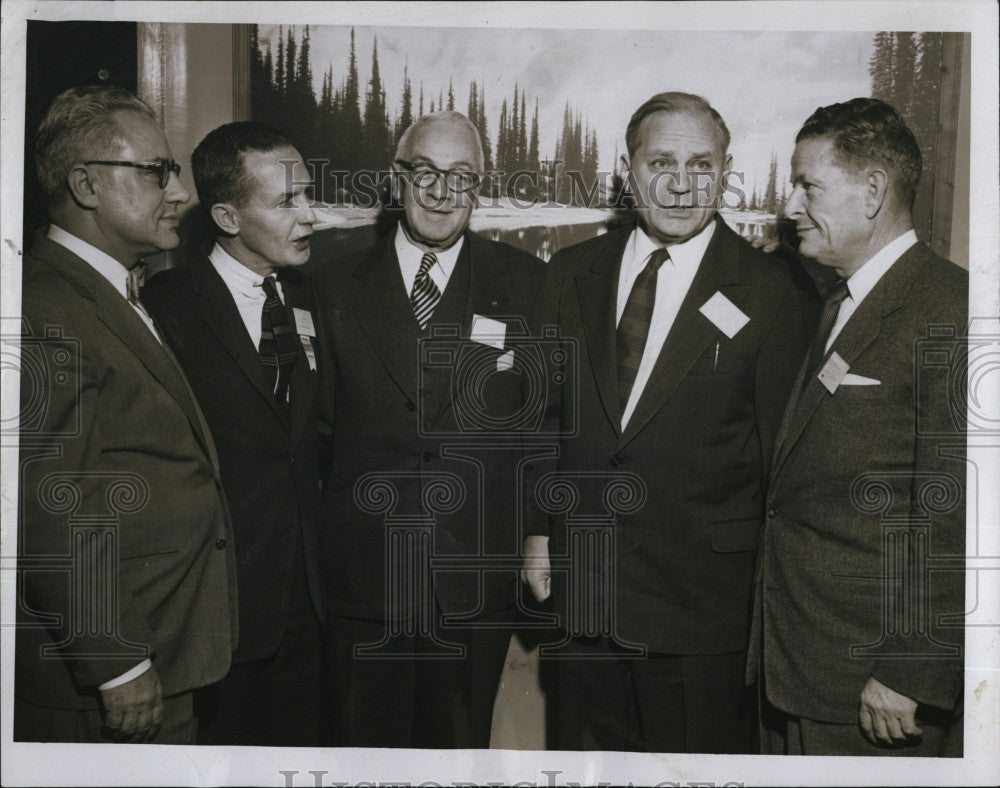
[410,252,442,329]
[802,278,850,387]
[259,275,300,404]
[617,247,669,414]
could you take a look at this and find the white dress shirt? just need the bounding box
[46,225,161,343]
[45,224,155,689]
[825,229,918,352]
[617,221,716,429]
[395,224,464,298]
[209,243,286,349]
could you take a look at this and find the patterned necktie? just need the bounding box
[410,252,442,329]
[259,275,300,403]
[803,278,850,386]
[126,263,146,305]
[617,248,669,414]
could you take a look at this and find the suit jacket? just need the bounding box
[143,253,324,664]
[747,242,967,724]
[16,231,238,714]
[311,229,545,622]
[534,217,817,654]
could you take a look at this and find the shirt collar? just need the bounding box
[844,229,918,303]
[209,242,269,298]
[625,218,717,273]
[394,223,464,277]
[46,224,132,300]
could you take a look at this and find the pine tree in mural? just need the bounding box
[891,32,917,117]
[762,153,778,215]
[869,31,895,103]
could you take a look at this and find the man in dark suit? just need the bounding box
[15,85,237,744]
[522,92,816,753]
[312,111,545,747]
[143,122,324,746]
[747,98,967,756]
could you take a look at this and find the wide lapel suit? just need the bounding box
[143,253,324,665]
[16,232,237,729]
[312,229,545,624]
[536,217,818,655]
[748,242,967,726]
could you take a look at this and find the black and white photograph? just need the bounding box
[1,2,998,786]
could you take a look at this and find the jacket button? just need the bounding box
[215,538,227,550]
[285,522,296,533]
[767,508,777,518]
[609,456,622,468]
[405,401,416,411]
[423,452,434,463]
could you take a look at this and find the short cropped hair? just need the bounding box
[191,121,294,208]
[395,111,485,172]
[35,85,155,202]
[796,97,922,208]
[625,92,731,157]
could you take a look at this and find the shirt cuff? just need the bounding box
[98,659,152,691]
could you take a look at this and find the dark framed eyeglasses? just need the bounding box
[84,158,181,189]
[394,159,481,192]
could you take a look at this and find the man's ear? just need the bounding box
[863,168,889,219]
[210,203,240,236]
[66,165,99,209]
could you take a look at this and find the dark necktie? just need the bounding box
[617,248,669,414]
[410,252,442,329]
[126,263,146,305]
[259,275,299,403]
[803,278,850,385]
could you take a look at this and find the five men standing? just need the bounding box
[15,84,966,755]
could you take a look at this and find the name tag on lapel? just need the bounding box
[818,351,850,393]
[471,314,506,349]
[292,307,316,337]
[497,349,515,371]
[699,292,750,339]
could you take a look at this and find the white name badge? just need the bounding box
[699,292,750,339]
[300,335,317,372]
[497,349,515,371]
[818,351,850,393]
[471,314,506,349]
[293,307,316,337]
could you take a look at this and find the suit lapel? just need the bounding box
[348,234,420,404]
[575,228,630,436]
[619,219,748,448]
[280,272,318,449]
[189,255,290,426]
[770,243,928,477]
[32,234,217,462]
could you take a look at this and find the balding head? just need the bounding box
[395,111,485,174]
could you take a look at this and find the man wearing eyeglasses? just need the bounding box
[311,111,545,747]
[15,85,237,744]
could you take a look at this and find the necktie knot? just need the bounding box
[410,252,442,330]
[261,274,280,299]
[418,252,438,276]
[825,279,850,308]
[126,263,146,305]
[647,247,670,273]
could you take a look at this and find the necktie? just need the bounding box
[126,263,146,305]
[617,248,669,414]
[803,278,850,386]
[410,252,442,329]
[259,275,300,403]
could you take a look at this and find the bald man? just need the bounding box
[312,112,545,747]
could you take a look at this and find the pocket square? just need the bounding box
[841,373,880,386]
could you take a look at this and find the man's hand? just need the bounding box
[741,234,788,255]
[521,535,551,602]
[99,666,163,743]
[858,676,922,747]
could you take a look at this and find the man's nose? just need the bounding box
[165,171,190,204]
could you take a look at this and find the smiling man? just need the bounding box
[16,86,236,744]
[747,98,967,756]
[311,111,545,747]
[143,122,324,746]
[522,92,817,753]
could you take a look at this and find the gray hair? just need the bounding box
[395,111,485,173]
[35,85,156,202]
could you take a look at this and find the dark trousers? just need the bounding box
[15,690,196,744]
[552,637,754,753]
[761,698,962,756]
[327,608,512,748]
[195,560,322,747]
